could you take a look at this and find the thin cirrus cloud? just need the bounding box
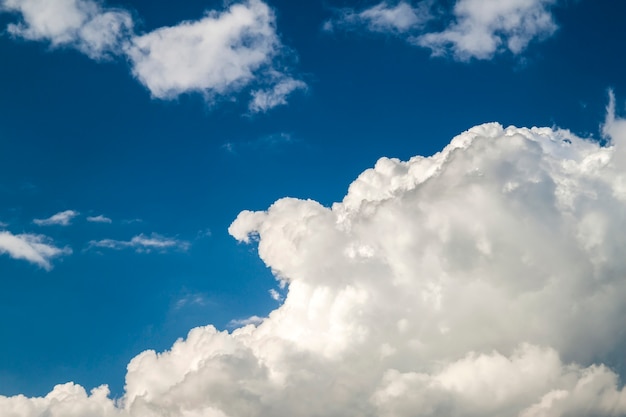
[86,215,113,224]
[5,98,626,415]
[0,231,71,270]
[87,233,190,253]
[325,0,559,61]
[0,0,305,112]
[33,209,80,226]
[323,1,434,34]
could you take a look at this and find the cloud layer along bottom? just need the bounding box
[4,121,626,416]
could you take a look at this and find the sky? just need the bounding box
[2,0,626,415]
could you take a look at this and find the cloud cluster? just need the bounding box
[0,0,304,111]
[0,231,71,270]
[5,108,626,415]
[326,0,558,60]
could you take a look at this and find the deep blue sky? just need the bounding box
[0,0,625,398]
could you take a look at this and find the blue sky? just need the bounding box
[2,0,626,414]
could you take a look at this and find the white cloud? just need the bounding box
[8,111,626,414]
[1,0,304,110]
[269,288,282,301]
[416,0,558,60]
[0,231,71,270]
[88,233,190,253]
[0,0,133,59]
[123,0,305,109]
[325,1,433,34]
[327,0,558,61]
[33,209,79,226]
[227,315,265,328]
[249,77,307,113]
[174,293,209,310]
[87,215,112,223]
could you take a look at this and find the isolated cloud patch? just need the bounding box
[87,214,112,223]
[326,0,559,60]
[88,233,189,253]
[126,0,302,103]
[0,231,71,270]
[33,209,79,226]
[0,0,304,111]
[7,114,626,414]
[325,1,433,34]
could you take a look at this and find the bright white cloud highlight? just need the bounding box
[8,112,626,415]
[88,233,190,253]
[327,0,558,60]
[87,215,112,223]
[0,0,304,111]
[0,231,71,270]
[33,209,79,226]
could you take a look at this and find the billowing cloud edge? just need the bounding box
[5,103,626,415]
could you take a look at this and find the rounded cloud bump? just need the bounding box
[4,121,626,415]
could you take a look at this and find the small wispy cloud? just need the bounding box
[222,132,298,154]
[87,233,190,253]
[269,288,283,301]
[227,315,265,328]
[33,210,79,226]
[249,77,307,113]
[0,231,71,270]
[324,1,433,34]
[196,228,212,239]
[86,215,112,224]
[174,293,210,310]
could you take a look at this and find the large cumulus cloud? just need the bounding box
[4,112,626,415]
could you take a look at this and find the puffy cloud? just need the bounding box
[0,0,304,110]
[8,113,626,414]
[0,0,133,59]
[0,231,71,270]
[87,214,113,223]
[416,0,558,60]
[126,0,300,105]
[33,209,79,226]
[326,0,558,61]
[88,233,190,253]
